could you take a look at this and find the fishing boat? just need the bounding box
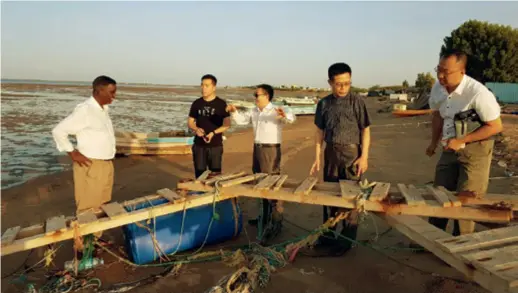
[226,99,255,110]
[279,96,317,106]
[115,130,194,155]
[392,109,434,118]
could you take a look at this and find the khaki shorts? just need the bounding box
[434,139,494,196]
[73,159,114,213]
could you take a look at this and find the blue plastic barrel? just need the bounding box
[121,192,242,265]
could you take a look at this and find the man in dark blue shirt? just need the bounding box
[309,62,371,256]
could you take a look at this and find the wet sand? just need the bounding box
[1,96,517,293]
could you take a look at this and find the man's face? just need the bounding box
[328,73,351,97]
[254,88,269,106]
[96,84,117,105]
[201,79,216,97]
[436,56,465,88]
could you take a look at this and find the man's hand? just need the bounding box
[353,156,368,176]
[68,150,92,167]
[204,131,215,144]
[444,138,465,152]
[195,128,205,137]
[226,104,238,113]
[310,159,320,176]
[275,107,286,118]
[426,143,437,157]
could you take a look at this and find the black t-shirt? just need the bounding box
[188,96,229,147]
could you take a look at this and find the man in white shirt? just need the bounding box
[426,49,503,235]
[227,84,295,243]
[52,75,117,214]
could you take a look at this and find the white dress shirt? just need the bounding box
[52,96,116,160]
[231,102,296,144]
[429,74,500,141]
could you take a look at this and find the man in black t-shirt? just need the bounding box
[188,74,231,178]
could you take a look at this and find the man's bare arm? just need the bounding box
[213,117,231,134]
[310,127,324,175]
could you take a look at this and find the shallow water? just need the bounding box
[1,88,249,189]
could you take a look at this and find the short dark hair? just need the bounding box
[328,63,352,80]
[92,75,116,92]
[257,84,274,101]
[440,49,468,68]
[201,74,217,85]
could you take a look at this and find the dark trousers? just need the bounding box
[321,143,360,246]
[192,144,223,178]
[252,144,282,242]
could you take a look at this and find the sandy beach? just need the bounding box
[1,85,518,293]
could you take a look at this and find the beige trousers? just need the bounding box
[73,159,114,214]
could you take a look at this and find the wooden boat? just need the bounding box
[392,109,433,117]
[115,130,194,155]
[280,96,317,106]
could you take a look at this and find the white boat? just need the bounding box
[279,96,317,106]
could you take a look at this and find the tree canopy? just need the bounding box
[441,20,518,83]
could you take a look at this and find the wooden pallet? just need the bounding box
[385,214,518,293]
[436,226,518,290]
[179,172,513,223]
[0,188,216,256]
[1,172,515,257]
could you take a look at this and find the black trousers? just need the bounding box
[321,143,360,246]
[192,144,223,178]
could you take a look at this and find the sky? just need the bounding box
[2,1,518,88]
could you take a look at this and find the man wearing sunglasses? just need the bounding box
[426,49,502,235]
[309,62,371,256]
[227,84,296,243]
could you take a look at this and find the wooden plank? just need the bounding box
[45,216,66,235]
[294,177,318,195]
[368,182,391,202]
[1,191,234,256]
[101,202,128,219]
[157,188,184,203]
[494,266,518,287]
[384,214,516,293]
[436,225,518,254]
[272,175,288,191]
[426,185,452,207]
[1,226,21,246]
[436,186,462,207]
[204,172,247,185]
[219,173,268,188]
[196,170,212,182]
[460,193,518,210]
[177,181,512,224]
[254,175,281,190]
[76,211,98,226]
[461,245,518,271]
[398,184,426,206]
[339,180,363,199]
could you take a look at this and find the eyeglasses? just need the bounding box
[434,66,461,76]
[254,93,266,98]
[333,82,351,88]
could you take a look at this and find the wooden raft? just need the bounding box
[385,215,518,293]
[1,172,515,257]
[178,172,514,223]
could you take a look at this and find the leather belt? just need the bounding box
[254,143,280,147]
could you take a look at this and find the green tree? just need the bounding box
[441,20,518,83]
[369,84,381,91]
[402,80,409,89]
[415,72,435,91]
